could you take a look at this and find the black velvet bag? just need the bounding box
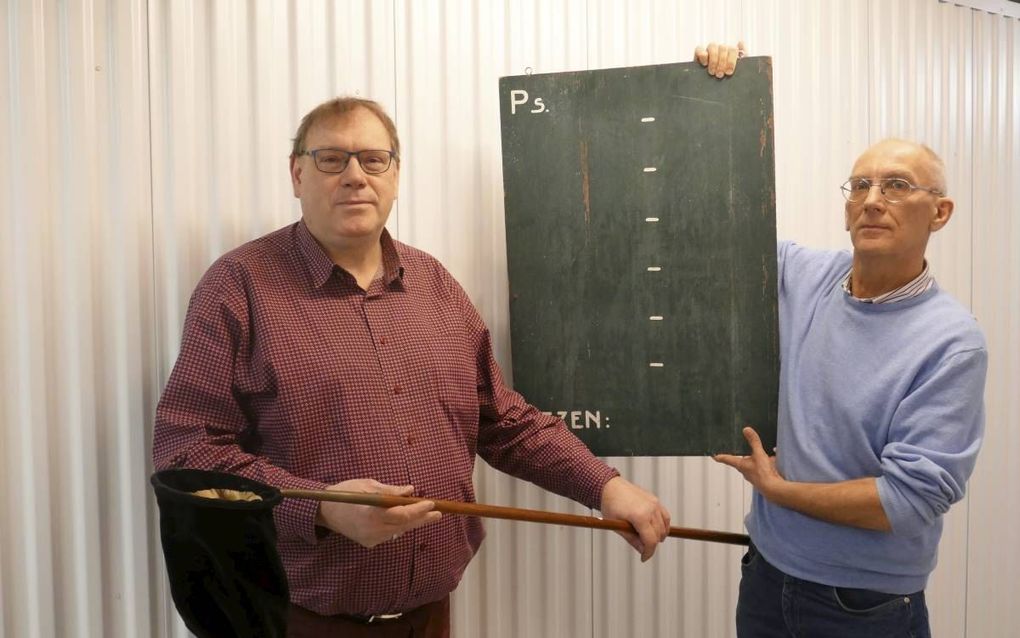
[150,469,289,638]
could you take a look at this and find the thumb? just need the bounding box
[743,426,764,452]
[374,482,415,496]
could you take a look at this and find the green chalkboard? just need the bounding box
[499,58,778,456]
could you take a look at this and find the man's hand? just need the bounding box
[712,426,784,498]
[599,476,671,562]
[315,478,442,548]
[694,41,747,78]
[714,427,893,531]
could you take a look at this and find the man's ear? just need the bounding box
[930,197,954,233]
[290,155,302,197]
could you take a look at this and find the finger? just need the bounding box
[655,515,668,543]
[374,482,415,496]
[713,453,743,468]
[658,505,672,541]
[742,427,767,457]
[403,510,443,533]
[707,43,719,75]
[644,509,667,542]
[640,536,658,562]
[379,499,436,525]
[694,46,708,66]
[614,529,644,556]
[632,519,662,562]
[737,40,747,58]
[723,46,739,76]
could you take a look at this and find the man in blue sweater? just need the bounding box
[713,137,988,637]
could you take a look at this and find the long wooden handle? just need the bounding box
[279,488,749,546]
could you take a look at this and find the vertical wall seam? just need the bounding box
[142,1,173,635]
[587,3,597,630]
[392,0,400,238]
[867,0,872,143]
[963,8,977,637]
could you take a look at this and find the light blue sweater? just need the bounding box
[747,241,987,594]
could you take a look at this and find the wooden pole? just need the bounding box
[280,488,749,546]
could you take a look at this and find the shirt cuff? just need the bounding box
[586,464,622,511]
[272,476,331,544]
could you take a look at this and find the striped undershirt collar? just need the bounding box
[840,261,935,304]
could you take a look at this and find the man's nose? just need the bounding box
[340,157,369,187]
[861,182,886,209]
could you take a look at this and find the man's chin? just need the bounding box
[851,233,892,251]
[333,216,385,237]
[336,223,391,244]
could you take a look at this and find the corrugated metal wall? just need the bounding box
[1,1,1017,636]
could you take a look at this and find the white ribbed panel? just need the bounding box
[2,2,1018,637]
[966,11,1020,638]
[1,1,154,637]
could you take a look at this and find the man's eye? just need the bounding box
[850,179,871,191]
[885,179,911,193]
[361,152,388,168]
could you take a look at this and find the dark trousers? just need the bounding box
[287,596,450,638]
[736,544,930,638]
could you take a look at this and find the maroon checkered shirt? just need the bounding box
[153,221,618,616]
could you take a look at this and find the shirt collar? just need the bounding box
[840,261,934,304]
[294,221,404,289]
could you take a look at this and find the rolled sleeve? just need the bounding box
[876,348,987,537]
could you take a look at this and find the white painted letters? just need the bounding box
[509,89,529,115]
[543,409,610,429]
[508,89,548,114]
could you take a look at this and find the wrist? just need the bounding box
[595,467,616,508]
[760,476,789,505]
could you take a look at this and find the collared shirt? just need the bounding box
[840,261,935,304]
[153,221,617,616]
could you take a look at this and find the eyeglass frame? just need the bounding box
[840,177,945,203]
[295,148,399,175]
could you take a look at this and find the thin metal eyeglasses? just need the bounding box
[297,148,398,174]
[840,177,944,203]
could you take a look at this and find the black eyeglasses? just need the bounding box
[840,177,944,203]
[297,148,398,175]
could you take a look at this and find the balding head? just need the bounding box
[853,138,948,195]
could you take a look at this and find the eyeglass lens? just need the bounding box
[313,149,393,174]
[843,178,913,202]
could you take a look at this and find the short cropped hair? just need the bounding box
[872,138,948,194]
[290,97,400,159]
[916,143,947,195]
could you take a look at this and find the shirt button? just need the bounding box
[393,386,402,395]
[379,336,387,345]
[418,543,427,551]
[407,435,415,445]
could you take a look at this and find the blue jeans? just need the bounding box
[736,543,930,638]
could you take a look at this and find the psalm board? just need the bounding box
[499,58,778,456]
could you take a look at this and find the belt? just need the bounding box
[288,595,450,630]
[347,611,404,624]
